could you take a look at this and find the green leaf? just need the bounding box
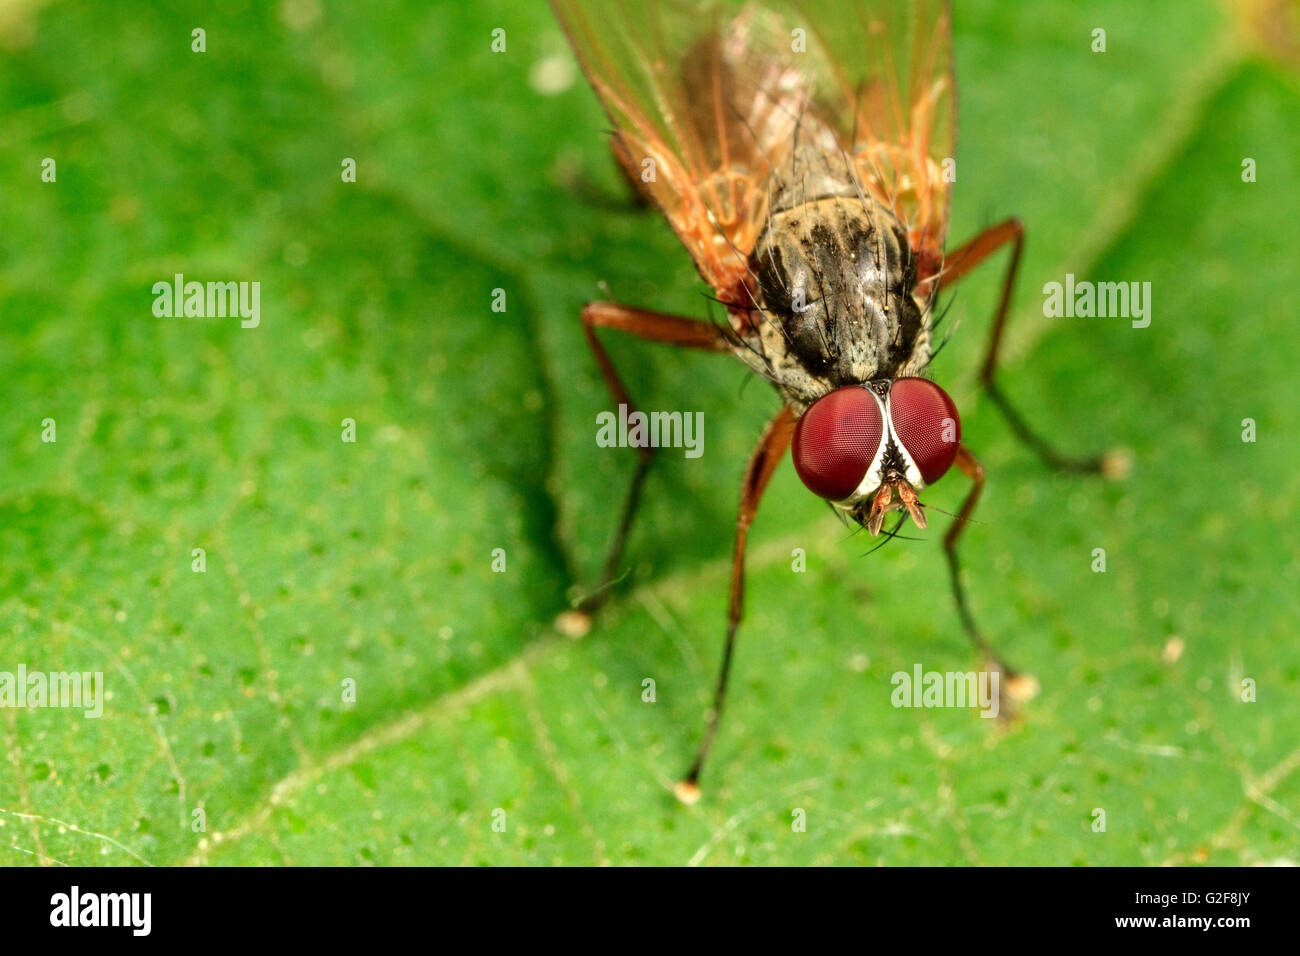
[1,0,1297,865]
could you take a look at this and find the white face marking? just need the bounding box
[831,387,925,510]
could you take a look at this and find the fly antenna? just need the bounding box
[863,513,923,556]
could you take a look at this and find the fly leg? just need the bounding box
[943,445,1038,702]
[557,302,733,637]
[940,219,1127,476]
[677,406,796,803]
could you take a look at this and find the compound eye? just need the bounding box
[888,377,961,485]
[792,387,884,500]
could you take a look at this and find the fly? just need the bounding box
[551,0,1126,802]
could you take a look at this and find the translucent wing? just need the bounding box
[552,0,954,298]
[791,0,954,291]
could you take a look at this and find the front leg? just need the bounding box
[557,302,734,638]
[676,405,796,803]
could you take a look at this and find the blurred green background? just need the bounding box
[0,0,1297,865]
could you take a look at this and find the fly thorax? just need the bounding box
[750,195,927,395]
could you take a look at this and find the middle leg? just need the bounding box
[942,444,1038,699]
[940,219,1124,475]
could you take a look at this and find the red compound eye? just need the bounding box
[792,387,884,500]
[889,377,961,485]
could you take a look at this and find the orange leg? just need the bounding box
[940,445,1013,673]
[569,302,733,622]
[941,219,1110,473]
[678,405,796,801]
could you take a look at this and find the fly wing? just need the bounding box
[791,0,954,292]
[553,0,809,300]
[552,0,953,296]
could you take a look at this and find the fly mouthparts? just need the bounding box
[898,483,927,531]
[866,484,893,536]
